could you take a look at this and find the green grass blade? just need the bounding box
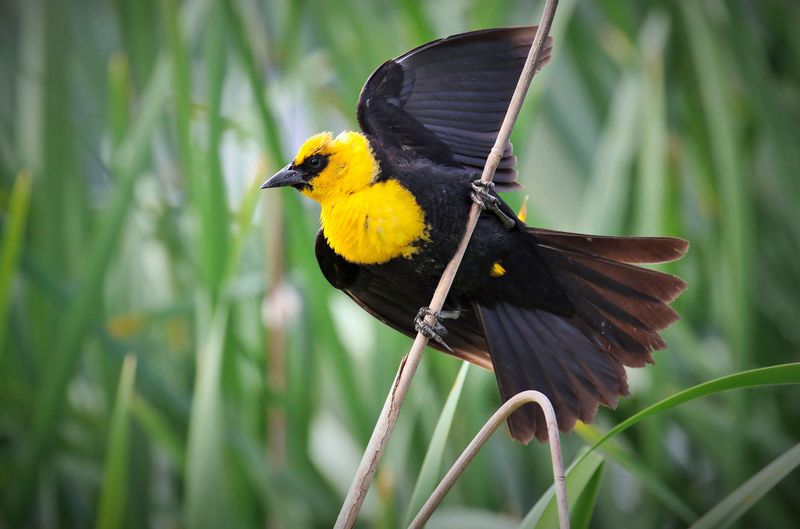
[159,0,193,171]
[131,394,187,471]
[225,163,267,279]
[590,363,799,451]
[427,508,520,529]
[95,354,138,529]
[404,361,470,526]
[0,170,32,357]
[518,450,604,529]
[185,302,231,529]
[635,12,669,234]
[574,422,696,523]
[201,2,230,291]
[688,443,800,529]
[578,73,640,233]
[568,459,604,529]
[106,53,130,150]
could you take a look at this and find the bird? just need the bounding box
[261,26,688,443]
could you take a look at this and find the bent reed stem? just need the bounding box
[408,390,568,529]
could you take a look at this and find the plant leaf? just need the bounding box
[688,443,800,529]
[184,303,230,529]
[95,354,138,529]
[589,363,800,453]
[404,361,470,525]
[0,170,32,357]
[518,449,604,529]
[574,422,696,522]
[569,458,605,529]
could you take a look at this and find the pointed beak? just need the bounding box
[261,165,304,189]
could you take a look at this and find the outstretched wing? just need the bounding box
[356,26,553,190]
[314,231,491,368]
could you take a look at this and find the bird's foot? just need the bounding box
[471,180,516,229]
[415,307,454,353]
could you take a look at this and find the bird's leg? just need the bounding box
[471,180,516,229]
[415,307,454,353]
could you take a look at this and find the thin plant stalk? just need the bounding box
[333,1,560,526]
[265,192,287,529]
[407,390,569,529]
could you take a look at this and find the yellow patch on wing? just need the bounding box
[490,261,506,277]
[517,194,529,223]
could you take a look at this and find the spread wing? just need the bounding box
[314,231,491,368]
[356,26,553,190]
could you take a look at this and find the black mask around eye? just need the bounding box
[304,154,328,175]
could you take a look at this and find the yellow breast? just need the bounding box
[319,179,428,265]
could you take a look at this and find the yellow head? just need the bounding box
[261,131,379,204]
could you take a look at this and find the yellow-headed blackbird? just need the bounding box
[262,26,688,443]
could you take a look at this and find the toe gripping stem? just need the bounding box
[415,307,454,353]
[471,180,516,229]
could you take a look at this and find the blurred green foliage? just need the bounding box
[1,0,799,527]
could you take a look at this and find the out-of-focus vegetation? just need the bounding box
[1,0,799,527]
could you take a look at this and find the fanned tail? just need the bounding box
[477,229,688,443]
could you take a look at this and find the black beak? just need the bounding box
[261,165,304,189]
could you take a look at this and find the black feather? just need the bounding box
[357,26,553,190]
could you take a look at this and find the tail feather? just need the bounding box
[539,245,686,303]
[476,231,687,443]
[564,267,679,331]
[538,242,686,366]
[487,308,551,441]
[504,309,584,422]
[569,296,662,367]
[530,227,689,264]
[476,302,627,443]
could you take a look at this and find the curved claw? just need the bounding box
[471,180,516,229]
[414,307,454,353]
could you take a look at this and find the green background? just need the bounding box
[1,0,799,527]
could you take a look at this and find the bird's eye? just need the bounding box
[306,155,324,170]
